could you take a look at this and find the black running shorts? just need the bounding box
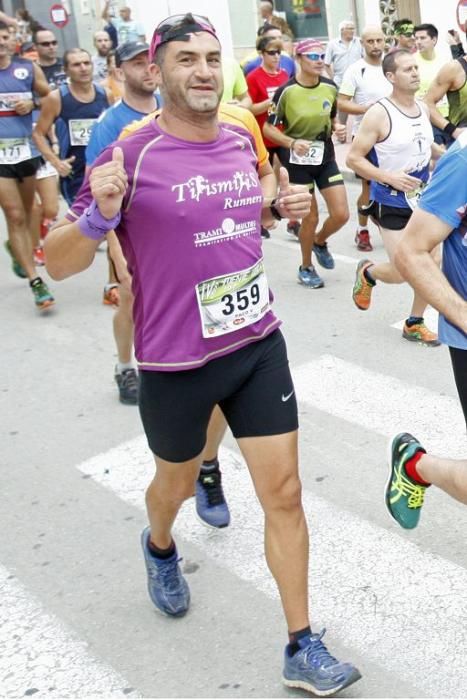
[449,347,467,428]
[363,201,412,231]
[138,330,298,463]
[279,152,344,192]
[0,156,41,181]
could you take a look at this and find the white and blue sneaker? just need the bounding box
[196,466,230,528]
[140,527,190,617]
[313,242,335,269]
[283,629,361,697]
[298,265,324,289]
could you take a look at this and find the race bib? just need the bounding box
[405,182,426,211]
[68,118,96,146]
[0,137,31,164]
[289,140,324,166]
[195,259,270,338]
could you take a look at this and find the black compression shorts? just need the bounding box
[138,330,298,462]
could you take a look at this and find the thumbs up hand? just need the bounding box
[89,146,128,220]
[274,166,312,220]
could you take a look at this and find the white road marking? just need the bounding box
[293,354,466,458]
[77,436,467,699]
[0,566,140,698]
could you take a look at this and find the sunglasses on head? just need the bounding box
[264,49,281,55]
[303,52,325,60]
[37,40,58,47]
[150,13,216,60]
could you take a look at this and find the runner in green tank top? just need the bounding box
[425,54,467,143]
[264,38,349,289]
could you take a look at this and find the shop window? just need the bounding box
[275,0,329,39]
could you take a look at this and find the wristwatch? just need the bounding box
[270,198,283,221]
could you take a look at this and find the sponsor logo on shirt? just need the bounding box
[193,217,257,247]
[14,68,29,80]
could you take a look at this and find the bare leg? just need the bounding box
[417,454,467,505]
[113,285,134,364]
[314,184,349,245]
[299,193,319,268]
[146,454,202,549]
[202,405,227,463]
[0,176,37,279]
[238,431,309,631]
[357,180,370,228]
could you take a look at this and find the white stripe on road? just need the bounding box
[76,352,467,698]
[293,354,466,459]
[0,566,140,698]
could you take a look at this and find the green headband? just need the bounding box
[394,23,414,36]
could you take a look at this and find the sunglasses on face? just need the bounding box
[150,14,216,59]
[37,40,58,47]
[303,52,325,61]
[264,49,281,55]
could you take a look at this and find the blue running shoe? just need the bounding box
[140,527,190,617]
[196,466,230,528]
[298,265,324,289]
[313,242,335,269]
[283,629,361,697]
[4,240,27,278]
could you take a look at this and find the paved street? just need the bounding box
[1,174,466,699]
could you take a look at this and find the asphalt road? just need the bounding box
[1,179,466,699]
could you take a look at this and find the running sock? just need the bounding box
[363,266,376,285]
[200,458,219,476]
[287,625,312,656]
[148,539,176,560]
[357,225,369,233]
[404,451,431,486]
[116,361,135,374]
[405,316,424,327]
[29,276,42,288]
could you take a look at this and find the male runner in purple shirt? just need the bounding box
[43,13,361,696]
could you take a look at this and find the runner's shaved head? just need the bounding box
[361,25,385,41]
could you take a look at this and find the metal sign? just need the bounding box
[457,0,467,32]
[49,3,69,28]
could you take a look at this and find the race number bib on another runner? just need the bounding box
[405,182,427,211]
[289,140,324,166]
[0,137,31,164]
[195,259,270,338]
[68,119,97,146]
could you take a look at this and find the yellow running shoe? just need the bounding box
[352,259,375,310]
[402,321,441,347]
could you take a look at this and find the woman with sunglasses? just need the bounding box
[264,38,349,289]
[247,35,289,237]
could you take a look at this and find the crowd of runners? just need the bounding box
[1,2,466,696]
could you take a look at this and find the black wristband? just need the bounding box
[443,121,457,136]
[270,198,283,221]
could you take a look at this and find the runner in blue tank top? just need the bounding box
[0,21,54,311]
[33,48,112,205]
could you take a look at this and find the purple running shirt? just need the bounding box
[67,118,281,370]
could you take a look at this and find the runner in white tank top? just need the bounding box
[347,48,443,346]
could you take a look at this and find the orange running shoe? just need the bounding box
[352,259,375,310]
[402,321,441,347]
[103,283,120,307]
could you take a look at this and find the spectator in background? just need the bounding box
[100,49,125,101]
[33,28,66,88]
[101,2,145,45]
[92,30,112,81]
[243,24,295,77]
[258,0,275,25]
[221,56,252,109]
[392,19,416,53]
[447,28,466,59]
[413,23,451,145]
[324,20,362,90]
